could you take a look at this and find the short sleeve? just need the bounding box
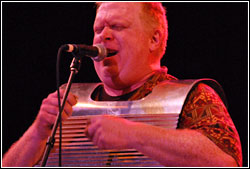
[178,83,242,166]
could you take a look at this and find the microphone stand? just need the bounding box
[40,56,81,167]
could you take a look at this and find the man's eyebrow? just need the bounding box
[96,13,132,23]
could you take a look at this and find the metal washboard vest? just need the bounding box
[39,79,227,167]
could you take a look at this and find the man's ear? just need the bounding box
[149,29,162,52]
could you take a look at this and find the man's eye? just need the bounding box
[111,25,125,31]
[94,27,103,34]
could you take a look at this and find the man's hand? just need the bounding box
[86,115,134,150]
[33,89,78,140]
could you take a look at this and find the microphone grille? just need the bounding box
[92,44,107,62]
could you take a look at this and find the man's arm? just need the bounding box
[2,90,77,167]
[87,115,237,167]
[2,123,47,166]
[128,121,237,166]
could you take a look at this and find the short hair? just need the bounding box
[140,2,168,58]
[95,2,168,58]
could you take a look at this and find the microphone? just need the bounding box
[62,44,107,62]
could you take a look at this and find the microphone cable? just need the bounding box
[56,46,63,167]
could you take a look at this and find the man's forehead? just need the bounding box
[96,2,142,18]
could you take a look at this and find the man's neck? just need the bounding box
[103,71,156,97]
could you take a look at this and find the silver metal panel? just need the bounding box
[37,78,227,167]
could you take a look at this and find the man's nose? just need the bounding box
[101,27,113,41]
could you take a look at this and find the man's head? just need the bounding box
[93,2,168,92]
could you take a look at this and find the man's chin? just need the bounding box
[101,66,118,77]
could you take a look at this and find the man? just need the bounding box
[2,2,242,167]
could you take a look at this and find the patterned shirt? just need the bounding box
[93,69,242,166]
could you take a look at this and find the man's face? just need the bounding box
[93,2,152,90]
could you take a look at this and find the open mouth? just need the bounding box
[107,49,118,57]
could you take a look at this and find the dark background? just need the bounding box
[2,2,248,166]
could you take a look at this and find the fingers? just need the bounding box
[93,127,105,149]
[46,89,77,112]
[34,89,78,139]
[40,104,69,120]
[41,97,73,117]
[85,116,100,139]
[85,116,107,149]
[85,116,116,149]
[84,115,133,150]
[48,89,78,106]
[58,89,78,106]
[37,89,78,126]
